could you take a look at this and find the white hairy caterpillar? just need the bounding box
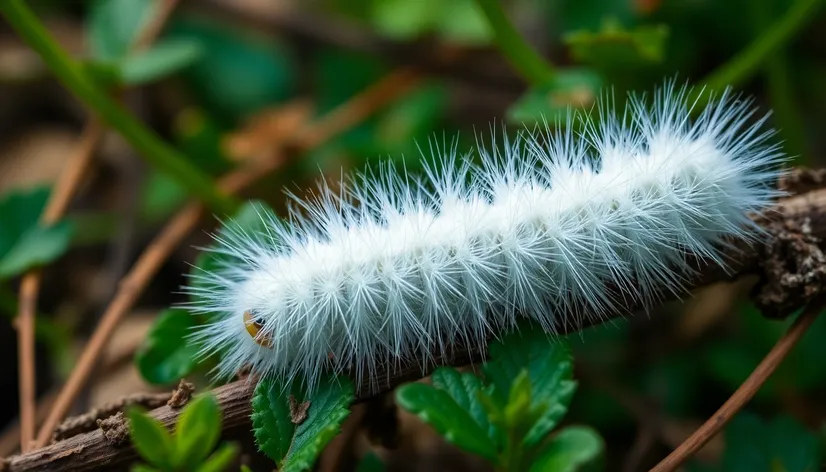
[185,83,785,392]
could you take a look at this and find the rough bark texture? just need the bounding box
[6,186,826,472]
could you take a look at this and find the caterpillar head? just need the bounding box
[243,309,273,348]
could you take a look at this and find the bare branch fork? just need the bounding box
[5,182,826,472]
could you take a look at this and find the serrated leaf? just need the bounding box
[506,69,603,126]
[252,380,299,462]
[370,0,489,44]
[174,394,222,469]
[430,367,494,440]
[195,443,239,472]
[0,187,74,280]
[87,0,156,60]
[135,309,201,385]
[282,377,355,472]
[396,382,497,462]
[529,426,605,472]
[721,413,821,472]
[252,375,354,472]
[127,407,174,469]
[564,21,670,68]
[120,39,204,85]
[483,325,578,448]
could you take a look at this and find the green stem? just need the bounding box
[701,0,823,91]
[756,1,808,163]
[0,0,239,216]
[474,0,555,86]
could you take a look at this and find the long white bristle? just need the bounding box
[184,83,786,392]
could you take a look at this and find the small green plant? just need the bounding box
[395,325,604,471]
[127,394,238,472]
[251,374,355,472]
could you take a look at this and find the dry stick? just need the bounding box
[16,0,184,452]
[32,67,422,449]
[0,339,142,458]
[7,186,826,472]
[15,121,104,453]
[649,304,822,472]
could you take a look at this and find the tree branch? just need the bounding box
[5,184,826,472]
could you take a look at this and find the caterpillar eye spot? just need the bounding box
[243,310,272,348]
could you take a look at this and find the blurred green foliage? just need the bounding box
[0,187,74,280]
[128,394,239,472]
[1,0,825,469]
[397,325,604,471]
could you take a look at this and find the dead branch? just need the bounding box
[649,302,822,472]
[6,184,826,472]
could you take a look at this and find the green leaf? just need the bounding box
[506,69,603,126]
[174,108,233,176]
[135,309,201,385]
[127,407,174,469]
[283,377,355,472]
[370,0,437,40]
[395,382,498,462]
[120,39,204,86]
[430,367,495,440]
[721,413,821,472]
[166,16,296,124]
[0,221,74,279]
[355,452,386,472]
[0,187,74,280]
[174,394,222,469]
[529,426,605,472]
[483,325,578,448]
[87,0,157,60]
[564,21,670,68]
[130,465,161,472]
[503,370,549,442]
[195,443,240,472]
[370,0,489,44]
[549,0,637,32]
[435,0,491,44]
[139,172,189,224]
[252,375,355,472]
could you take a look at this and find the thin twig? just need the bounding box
[648,303,822,472]
[15,0,182,453]
[16,121,104,452]
[33,67,422,449]
[293,67,421,150]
